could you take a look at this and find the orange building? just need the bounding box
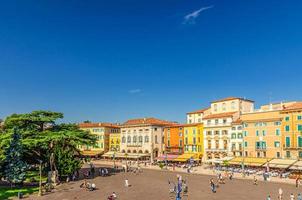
[164,124,184,154]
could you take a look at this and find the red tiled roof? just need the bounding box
[282,102,302,112]
[203,112,237,120]
[232,119,242,125]
[79,122,120,128]
[187,108,209,114]
[211,97,254,103]
[123,117,177,126]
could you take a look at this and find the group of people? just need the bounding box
[80,179,96,191]
[266,188,302,200]
[209,171,235,193]
[99,168,110,176]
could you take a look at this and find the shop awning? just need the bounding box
[173,153,199,162]
[81,150,104,156]
[156,154,179,161]
[268,159,297,169]
[289,161,302,170]
[206,157,234,164]
[102,152,149,159]
[229,157,271,167]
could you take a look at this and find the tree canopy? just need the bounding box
[0,110,97,180]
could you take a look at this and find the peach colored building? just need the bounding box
[281,102,302,159]
[241,102,296,159]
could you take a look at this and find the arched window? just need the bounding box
[127,136,131,143]
[138,150,143,154]
[138,136,143,143]
[133,150,137,153]
[145,136,149,143]
[122,149,126,153]
[133,136,137,143]
[122,136,126,143]
[145,150,149,154]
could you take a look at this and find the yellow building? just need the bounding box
[79,122,120,156]
[281,102,302,159]
[109,132,121,152]
[183,123,204,158]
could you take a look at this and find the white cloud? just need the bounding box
[183,5,213,24]
[129,89,142,94]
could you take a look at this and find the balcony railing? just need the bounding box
[255,147,267,151]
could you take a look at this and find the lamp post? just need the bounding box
[38,160,43,196]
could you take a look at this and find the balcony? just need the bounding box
[255,147,267,151]
[127,143,143,147]
[205,148,228,152]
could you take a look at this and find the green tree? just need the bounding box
[3,128,27,186]
[0,111,97,180]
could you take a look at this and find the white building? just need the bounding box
[120,118,176,162]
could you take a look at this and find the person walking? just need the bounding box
[210,178,216,193]
[266,195,271,200]
[297,193,302,200]
[296,177,300,188]
[253,175,258,185]
[290,193,295,200]
[125,178,130,187]
[278,188,283,200]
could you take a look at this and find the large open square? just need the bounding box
[28,167,301,200]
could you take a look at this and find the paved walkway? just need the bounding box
[26,165,302,200]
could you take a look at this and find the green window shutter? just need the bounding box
[285,125,290,132]
[298,137,302,148]
[286,137,290,147]
[298,125,302,131]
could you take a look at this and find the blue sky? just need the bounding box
[0,0,302,123]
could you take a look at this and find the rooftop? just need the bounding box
[123,117,177,126]
[78,122,120,128]
[211,97,254,103]
[282,102,302,112]
[203,112,237,120]
[187,108,209,114]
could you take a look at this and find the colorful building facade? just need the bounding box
[281,102,302,159]
[230,119,244,157]
[79,122,120,156]
[183,123,204,157]
[164,125,184,154]
[120,118,176,162]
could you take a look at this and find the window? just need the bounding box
[231,133,236,139]
[222,103,226,111]
[286,151,291,158]
[237,126,242,130]
[299,151,302,158]
[298,116,302,120]
[243,131,248,137]
[179,132,182,137]
[256,130,259,136]
[275,121,281,126]
[262,130,266,136]
[298,136,302,147]
[207,120,211,125]
[276,152,281,158]
[193,129,196,135]
[274,141,280,148]
[185,130,188,135]
[285,125,290,132]
[185,137,188,145]
[167,140,170,147]
[198,119,201,123]
[122,136,126,143]
[189,119,192,124]
[223,119,227,124]
[244,141,248,147]
[179,139,183,147]
[285,116,290,121]
[298,125,302,131]
[214,104,217,111]
[243,123,248,128]
[231,101,235,109]
[286,137,290,147]
[193,137,196,145]
[155,135,158,144]
[275,129,280,136]
[133,136,137,143]
[238,133,243,139]
[127,136,131,143]
[215,119,219,124]
[145,136,149,143]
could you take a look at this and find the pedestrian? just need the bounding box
[267,195,271,200]
[278,188,283,200]
[298,193,302,200]
[296,176,300,188]
[210,178,216,193]
[253,175,258,185]
[290,193,295,200]
[125,178,130,187]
